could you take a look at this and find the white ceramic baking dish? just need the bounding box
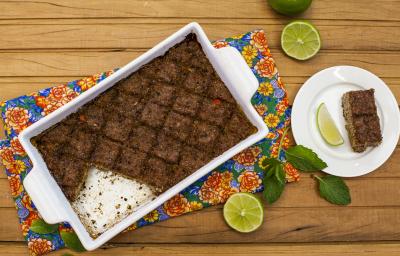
[19,22,268,250]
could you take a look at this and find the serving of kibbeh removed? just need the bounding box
[29,34,256,236]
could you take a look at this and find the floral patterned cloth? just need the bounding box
[0,30,298,255]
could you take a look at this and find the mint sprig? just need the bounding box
[262,158,285,204]
[30,219,59,234]
[263,175,285,204]
[314,175,351,205]
[286,145,327,171]
[261,127,351,206]
[60,231,86,252]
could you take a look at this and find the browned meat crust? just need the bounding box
[31,34,256,202]
[342,89,382,152]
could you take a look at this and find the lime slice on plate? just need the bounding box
[223,193,264,233]
[281,20,321,60]
[317,103,344,146]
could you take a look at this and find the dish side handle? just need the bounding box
[213,46,259,103]
[23,166,67,224]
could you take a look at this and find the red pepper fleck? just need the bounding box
[212,99,221,105]
[79,114,87,121]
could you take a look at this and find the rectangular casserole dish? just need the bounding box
[19,22,269,250]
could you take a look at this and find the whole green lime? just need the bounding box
[268,0,312,16]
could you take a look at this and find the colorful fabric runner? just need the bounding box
[0,30,298,255]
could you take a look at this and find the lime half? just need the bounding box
[268,0,313,16]
[317,103,344,146]
[223,193,264,233]
[281,20,321,60]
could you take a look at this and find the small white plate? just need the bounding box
[291,66,400,177]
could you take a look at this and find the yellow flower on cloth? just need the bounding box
[238,170,262,192]
[143,210,159,223]
[4,107,31,133]
[258,155,269,169]
[241,45,258,65]
[264,113,280,128]
[28,238,53,256]
[6,160,26,175]
[258,82,274,96]
[190,201,203,211]
[232,33,247,40]
[126,222,137,231]
[163,194,191,217]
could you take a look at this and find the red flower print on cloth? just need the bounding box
[21,211,40,237]
[250,31,271,57]
[4,107,31,133]
[238,170,262,192]
[8,174,23,197]
[199,171,238,205]
[275,97,289,113]
[284,162,300,182]
[0,147,14,167]
[198,186,220,205]
[78,76,97,91]
[28,238,53,256]
[233,146,262,166]
[254,56,278,78]
[34,96,48,109]
[0,31,296,254]
[41,102,64,116]
[270,143,279,158]
[163,194,191,217]
[40,85,79,115]
[213,41,229,49]
[218,187,238,203]
[22,192,35,211]
[10,137,26,156]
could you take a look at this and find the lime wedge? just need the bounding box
[317,103,344,146]
[281,20,321,60]
[223,193,264,233]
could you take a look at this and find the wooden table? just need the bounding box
[1,1,400,255]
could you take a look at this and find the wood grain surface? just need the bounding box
[0,0,399,255]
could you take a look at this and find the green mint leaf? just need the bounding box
[285,145,327,172]
[263,175,285,204]
[30,219,59,234]
[60,231,86,252]
[316,175,351,205]
[262,158,281,179]
[274,163,285,184]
